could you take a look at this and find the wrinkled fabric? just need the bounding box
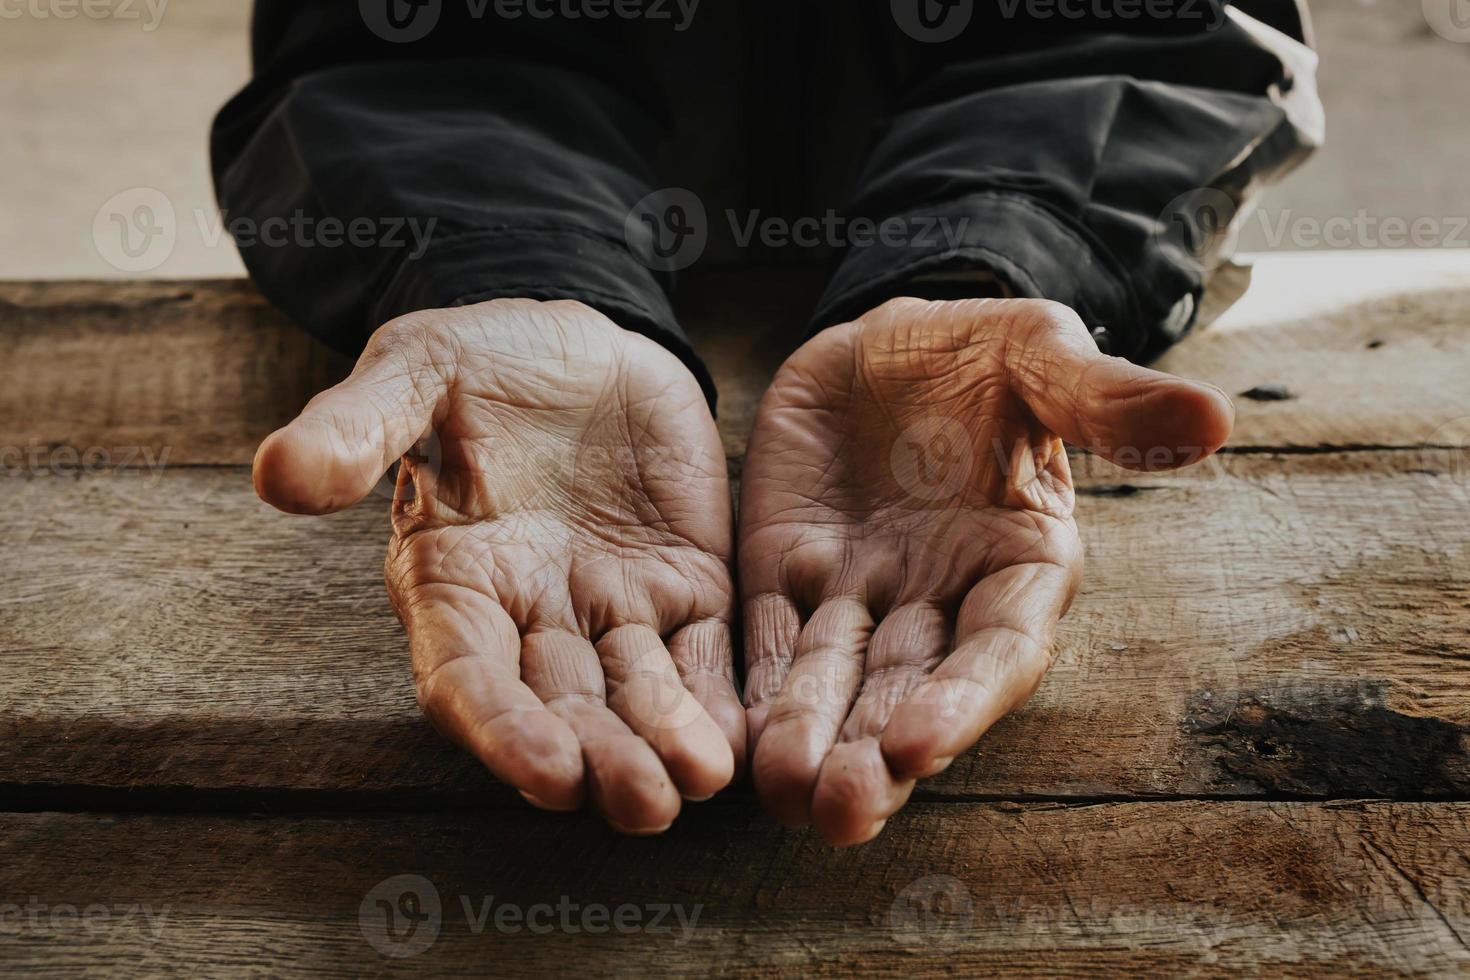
[213,1,1321,406]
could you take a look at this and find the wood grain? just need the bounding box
[0,280,348,467]
[3,450,1465,798]
[3,268,1468,976]
[3,269,1469,468]
[0,802,1465,976]
[1159,284,1470,451]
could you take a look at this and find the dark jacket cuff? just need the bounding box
[372,227,717,412]
[809,190,1153,359]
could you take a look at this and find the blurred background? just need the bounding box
[5,0,1470,279]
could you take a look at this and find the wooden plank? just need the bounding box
[4,261,1470,467]
[1161,277,1470,451]
[0,802,1465,975]
[3,450,1465,798]
[0,280,349,467]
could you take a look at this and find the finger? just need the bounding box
[405,584,585,811]
[520,630,682,834]
[668,620,748,782]
[808,604,945,846]
[881,561,1076,779]
[811,738,915,847]
[254,320,450,514]
[1001,301,1235,470]
[597,624,735,802]
[838,602,949,742]
[750,597,873,827]
[742,591,802,746]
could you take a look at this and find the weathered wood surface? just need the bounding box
[3,265,1469,974]
[4,263,1470,467]
[0,280,348,467]
[3,450,1466,798]
[1,802,1466,976]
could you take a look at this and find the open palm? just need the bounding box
[253,299,743,834]
[739,298,1234,844]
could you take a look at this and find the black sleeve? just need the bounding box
[210,2,716,405]
[813,1,1323,362]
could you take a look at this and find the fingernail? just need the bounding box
[682,792,714,802]
[609,820,674,836]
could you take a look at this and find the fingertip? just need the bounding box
[1141,379,1234,469]
[660,719,736,803]
[470,713,587,811]
[515,747,587,813]
[683,675,748,784]
[584,737,682,834]
[520,789,580,813]
[750,718,825,827]
[880,700,951,780]
[726,718,749,784]
[1095,375,1236,472]
[1192,380,1236,454]
[252,422,373,515]
[710,691,749,784]
[811,740,910,846]
[253,428,320,514]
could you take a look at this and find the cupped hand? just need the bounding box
[739,298,1234,845]
[253,299,744,834]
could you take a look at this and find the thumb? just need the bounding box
[254,325,450,514]
[1002,303,1234,471]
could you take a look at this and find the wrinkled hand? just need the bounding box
[739,298,1234,845]
[254,299,743,834]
